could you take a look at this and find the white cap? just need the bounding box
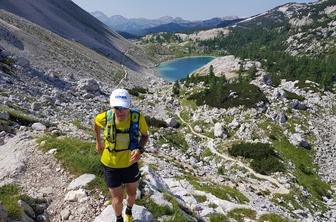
[110,88,131,108]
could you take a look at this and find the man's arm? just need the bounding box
[92,118,104,154]
[130,133,149,164]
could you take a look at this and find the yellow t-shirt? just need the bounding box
[95,110,148,168]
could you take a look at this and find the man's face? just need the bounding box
[113,107,129,121]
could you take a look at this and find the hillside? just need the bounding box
[0,0,152,72]
[1,0,336,222]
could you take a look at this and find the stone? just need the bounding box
[165,118,178,128]
[46,149,57,155]
[64,189,88,202]
[291,100,308,110]
[32,123,47,131]
[76,79,100,94]
[194,125,202,133]
[18,200,35,219]
[60,209,71,220]
[0,111,9,120]
[21,212,35,222]
[150,192,173,209]
[36,214,50,222]
[0,203,8,222]
[278,112,288,124]
[15,57,30,68]
[214,122,224,138]
[67,173,96,190]
[31,102,42,111]
[262,73,272,85]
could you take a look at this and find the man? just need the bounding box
[93,88,149,222]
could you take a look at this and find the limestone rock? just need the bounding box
[67,173,96,190]
[18,200,35,219]
[0,111,9,120]
[32,123,47,131]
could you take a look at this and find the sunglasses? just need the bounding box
[113,106,127,110]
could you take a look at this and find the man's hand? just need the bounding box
[96,142,104,154]
[130,149,141,164]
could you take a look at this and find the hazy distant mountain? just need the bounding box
[145,17,243,34]
[0,0,151,71]
[91,11,189,36]
[91,11,241,37]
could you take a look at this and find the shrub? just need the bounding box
[284,90,305,101]
[228,143,285,175]
[193,195,207,203]
[145,116,168,128]
[128,87,148,96]
[229,143,277,160]
[187,82,268,109]
[251,157,285,175]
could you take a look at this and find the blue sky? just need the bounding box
[72,0,318,20]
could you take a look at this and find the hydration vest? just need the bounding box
[104,108,140,152]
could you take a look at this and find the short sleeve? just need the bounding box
[139,113,149,135]
[95,112,107,128]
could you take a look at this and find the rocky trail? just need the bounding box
[177,111,290,195]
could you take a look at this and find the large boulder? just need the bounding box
[77,79,100,94]
[0,111,9,120]
[165,118,178,128]
[67,173,96,190]
[261,73,272,86]
[291,100,308,110]
[289,133,311,149]
[214,122,228,138]
[32,123,47,132]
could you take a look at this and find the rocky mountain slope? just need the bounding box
[0,0,152,72]
[1,0,336,222]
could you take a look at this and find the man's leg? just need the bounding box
[110,186,124,221]
[125,181,138,207]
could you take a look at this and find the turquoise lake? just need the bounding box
[159,56,214,82]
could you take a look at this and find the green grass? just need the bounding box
[136,195,173,219]
[193,194,207,203]
[201,148,212,158]
[157,129,188,151]
[209,213,229,222]
[0,184,23,220]
[0,91,9,97]
[227,208,256,222]
[258,213,291,222]
[187,176,249,204]
[163,193,195,222]
[273,137,330,211]
[71,119,95,136]
[284,90,305,101]
[208,203,218,208]
[294,81,322,94]
[37,135,105,193]
[0,106,37,126]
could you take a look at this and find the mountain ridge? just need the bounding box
[0,0,152,72]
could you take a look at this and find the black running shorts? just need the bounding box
[102,163,141,188]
